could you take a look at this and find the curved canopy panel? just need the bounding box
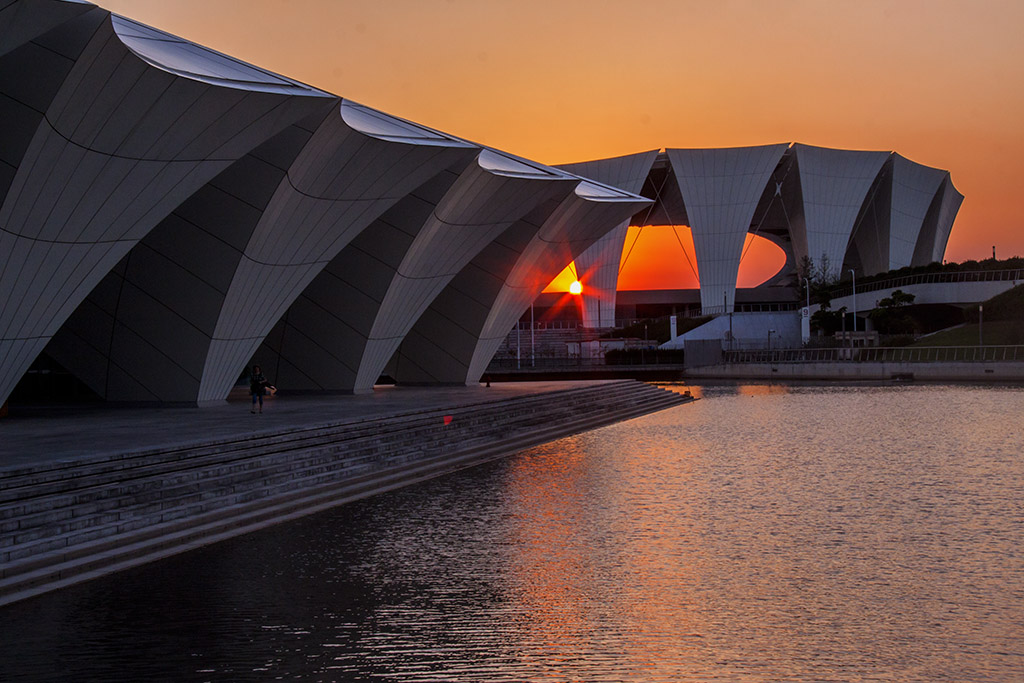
[0,8,335,406]
[913,174,964,266]
[253,151,579,395]
[556,150,659,328]
[43,114,328,403]
[252,167,470,394]
[193,104,480,402]
[111,16,327,96]
[0,0,94,57]
[666,144,788,313]
[792,143,889,278]
[42,104,478,404]
[340,100,475,148]
[391,179,652,385]
[352,154,579,390]
[889,154,948,270]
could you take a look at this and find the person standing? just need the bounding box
[249,365,274,414]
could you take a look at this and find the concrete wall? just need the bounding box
[829,279,1021,313]
[662,311,802,350]
[685,361,1024,382]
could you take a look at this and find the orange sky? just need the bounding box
[100,0,1024,289]
[544,228,787,292]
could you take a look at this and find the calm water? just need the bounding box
[3,383,1023,682]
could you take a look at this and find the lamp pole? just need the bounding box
[849,269,856,335]
[643,324,648,365]
[530,302,535,367]
[516,318,520,370]
[979,304,983,347]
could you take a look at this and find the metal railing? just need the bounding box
[683,302,801,318]
[486,353,686,371]
[724,345,1024,364]
[514,320,582,331]
[829,269,1024,300]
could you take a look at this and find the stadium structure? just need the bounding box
[554,146,963,329]
[0,0,962,406]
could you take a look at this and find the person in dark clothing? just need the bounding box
[249,365,274,414]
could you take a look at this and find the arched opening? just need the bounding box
[543,226,787,292]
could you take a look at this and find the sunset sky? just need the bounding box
[101,0,1024,290]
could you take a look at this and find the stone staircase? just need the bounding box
[0,381,692,606]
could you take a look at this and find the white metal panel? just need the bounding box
[352,159,578,391]
[666,144,787,312]
[912,174,964,266]
[889,154,947,270]
[463,190,651,383]
[195,107,478,402]
[251,167,467,392]
[389,183,650,385]
[793,143,889,278]
[0,10,334,405]
[556,150,658,327]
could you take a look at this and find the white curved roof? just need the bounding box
[111,15,330,96]
[793,143,890,276]
[557,150,659,327]
[890,154,948,270]
[667,144,787,312]
[391,178,652,385]
[340,100,475,147]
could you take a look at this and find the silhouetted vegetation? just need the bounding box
[868,289,917,334]
[836,256,1024,290]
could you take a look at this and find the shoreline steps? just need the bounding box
[0,380,692,607]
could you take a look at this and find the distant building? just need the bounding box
[556,147,962,328]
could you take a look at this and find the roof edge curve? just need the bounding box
[478,149,576,180]
[111,15,332,97]
[339,100,476,148]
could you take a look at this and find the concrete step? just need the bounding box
[0,383,649,523]
[2,388,684,575]
[0,382,642,496]
[2,384,672,544]
[0,382,693,605]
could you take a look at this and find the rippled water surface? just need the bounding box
[3,383,1023,681]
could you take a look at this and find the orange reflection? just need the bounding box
[737,383,791,397]
[500,428,706,671]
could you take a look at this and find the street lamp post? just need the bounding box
[849,269,857,335]
[516,318,520,370]
[979,304,983,347]
[642,324,648,365]
[725,290,733,350]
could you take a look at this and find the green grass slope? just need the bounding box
[913,284,1024,346]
